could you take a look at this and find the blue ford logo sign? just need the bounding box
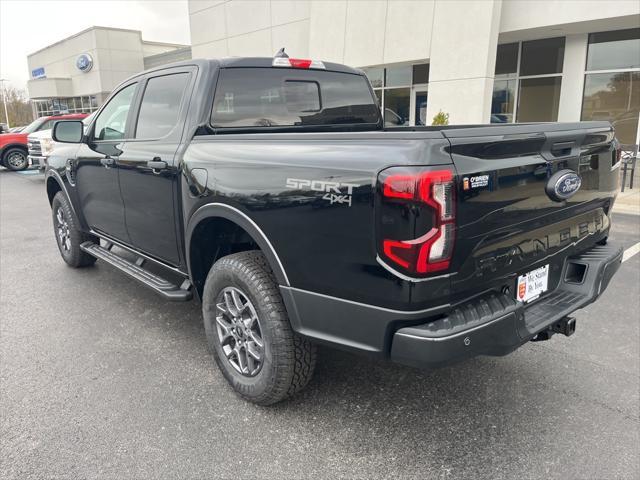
[545,169,581,202]
[76,53,93,73]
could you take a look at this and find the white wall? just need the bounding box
[93,29,145,93]
[141,42,186,57]
[27,27,187,100]
[190,0,313,59]
[26,78,74,98]
[500,0,640,35]
[27,29,103,97]
[557,34,589,122]
[426,0,502,124]
[188,0,640,124]
[190,0,436,66]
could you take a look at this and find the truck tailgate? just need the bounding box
[443,122,619,305]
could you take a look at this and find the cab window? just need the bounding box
[94,83,137,141]
[135,73,190,139]
[36,120,55,131]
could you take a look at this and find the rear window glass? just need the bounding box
[211,68,380,128]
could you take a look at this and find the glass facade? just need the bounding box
[518,77,562,122]
[34,96,98,117]
[586,28,640,71]
[519,37,565,76]
[582,28,640,145]
[491,37,564,123]
[362,62,429,127]
[491,79,516,123]
[384,89,410,126]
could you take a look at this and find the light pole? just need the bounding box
[0,79,9,128]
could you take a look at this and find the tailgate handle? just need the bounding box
[551,141,576,157]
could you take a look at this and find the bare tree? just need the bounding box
[0,86,34,128]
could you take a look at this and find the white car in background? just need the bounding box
[28,113,95,170]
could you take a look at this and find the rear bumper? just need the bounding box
[390,243,623,369]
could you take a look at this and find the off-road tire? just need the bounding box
[3,147,28,171]
[51,191,97,268]
[203,250,317,405]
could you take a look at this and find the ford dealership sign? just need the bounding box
[31,67,46,79]
[76,53,93,73]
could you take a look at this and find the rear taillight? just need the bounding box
[379,168,456,276]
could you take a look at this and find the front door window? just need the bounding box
[93,83,137,141]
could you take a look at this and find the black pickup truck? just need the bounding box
[46,54,623,405]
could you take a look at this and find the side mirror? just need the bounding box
[52,120,84,143]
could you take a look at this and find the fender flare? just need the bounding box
[44,169,81,221]
[186,203,290,286]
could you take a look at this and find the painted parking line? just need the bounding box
[622,242,640,262]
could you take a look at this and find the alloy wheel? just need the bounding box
[7,151,27,169]
[56,208,72,252]
[215,286,264,377]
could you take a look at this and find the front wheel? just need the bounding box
[51,191,97,268]
[203,251,317,405]
[3,148,28,171]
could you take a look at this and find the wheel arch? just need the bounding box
[1,143,28,162]
[44,170,83,226]
[46,175,63,206]
[1,143,28,154]
[186,203,290,299]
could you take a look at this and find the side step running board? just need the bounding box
[80,241,192,301]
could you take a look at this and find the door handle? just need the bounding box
[100,157,115,167]
[147,158,167,171]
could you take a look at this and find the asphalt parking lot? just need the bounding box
[1,168,639,480]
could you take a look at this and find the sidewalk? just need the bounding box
[613,169,640,215]
[613,188,640,215]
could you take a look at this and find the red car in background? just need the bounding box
[0,113,88,171]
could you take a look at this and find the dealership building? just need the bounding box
[188,0,640,144]
[26,26,191,118]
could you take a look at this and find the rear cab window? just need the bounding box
[211,68,381,130]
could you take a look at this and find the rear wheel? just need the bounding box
[51,191,97,268]
[3,148,28,171]
[202,251,316,405]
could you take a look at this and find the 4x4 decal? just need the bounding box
[285,178,359,207]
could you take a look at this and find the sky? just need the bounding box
[0,0,191,91]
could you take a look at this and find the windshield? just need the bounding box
[22,118,47,134]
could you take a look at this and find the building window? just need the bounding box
[491,37,565,123]
[33,95,99,118]
[582,28,640,145]
[586,29,640,71]
[518,77,562,122]
[384,89,410,126]
[362,62,429,126]
[365,67,384,89]
[385,65,412,88]
[495,43,518,76]
[492,79,516,123]
[519,37,565,76]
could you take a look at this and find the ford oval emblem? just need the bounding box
[545,169,581,202]
[76,53,93,73]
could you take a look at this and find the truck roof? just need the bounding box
[123,57,365,83]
